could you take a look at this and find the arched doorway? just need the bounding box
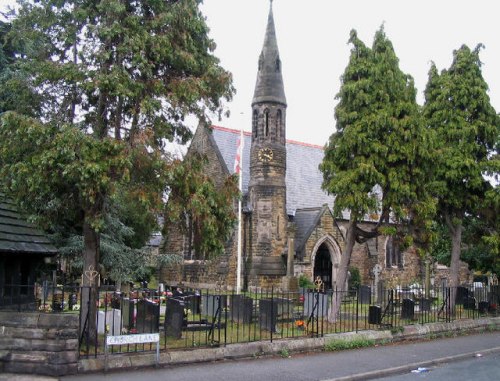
[313,243,333,290]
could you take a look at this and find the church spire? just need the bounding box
[252,0,287,106]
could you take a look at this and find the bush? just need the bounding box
[298,275,315,289]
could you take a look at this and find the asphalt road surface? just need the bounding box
[60,331,500,381]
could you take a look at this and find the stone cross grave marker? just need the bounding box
[372,264,382,304]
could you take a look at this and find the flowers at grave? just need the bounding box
[295,320,304,329]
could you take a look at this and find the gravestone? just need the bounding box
[419,298,431,312]
[183,292,201,315]
[121,298,134,331]
[473,287,488,302]
[372,264,382,304]
[230,294,253,324]
[478,301,489,314]
[259,299,278,332]
[463,297,476,310]
[359,285,371,304]
[489,285,500,305]
[165,297,185,339]
[303,292,329,318]
[201,294,227,319]
[97,309,121,335]
[136,299,160,333]
[401,298,415,319]
[368,305,381,325]
[455,286,470,305]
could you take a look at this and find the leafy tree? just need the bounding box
[163,152,238,260]
[0,0,234,338]
[320,27,429,321]
[423,45,500,309]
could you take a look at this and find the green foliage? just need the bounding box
[0,0,236,290]
[163,152,238,259]
[320,26,429,227]
[298,275,315,289]
[324,338,376,351]
[423,45,500,283]
[348,267,361,289]
[424,45,499,220]
[0,112,130,231]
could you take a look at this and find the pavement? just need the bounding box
[2,318,499,381]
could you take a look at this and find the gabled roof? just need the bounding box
[0,195,58,255]
[211,125,347,217]
[294,206,327,252]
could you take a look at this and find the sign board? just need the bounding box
[105,333,160,370]
[106,333,159,346]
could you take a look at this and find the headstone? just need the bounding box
[401,298,415,319]
[455,286,470,305]
[473,287,488,302]
[463,297,476,310]
[489,285,500,305]
[419,298,431,312]
[201,294,227,319]
[165,297,185,339]
[368,305,381,325]
[359,285,371,305]
[478,301,489,314]
[52,292,63,311]
[372,264,382,303]
[259,299,278,332]
[303,292,329,318]
[97,309,121,335]
[230,294,253,324]
[182,292,201,315]
[121,298,134,331]
[136,299,160,333]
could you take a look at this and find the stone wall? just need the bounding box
[0,311,79,377]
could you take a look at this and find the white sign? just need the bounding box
[106,333,159,346]
[105,333,161,370]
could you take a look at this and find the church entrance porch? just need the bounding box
[313,243,333,290]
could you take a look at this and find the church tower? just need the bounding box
[248,1,288,286]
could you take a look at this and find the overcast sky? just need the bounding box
[2,0,499,146]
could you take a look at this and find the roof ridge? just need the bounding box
[210,125,325,149]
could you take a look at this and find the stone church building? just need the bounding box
[160,3,459,292]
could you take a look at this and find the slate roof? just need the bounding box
[211,125,349,218]
[0,195,58,255]
[293,207,325,252]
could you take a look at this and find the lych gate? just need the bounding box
[311,236,342,290]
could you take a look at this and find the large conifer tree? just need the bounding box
[423,45,499,310]
[321,27,427,321]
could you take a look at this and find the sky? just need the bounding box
[1,0,499,147]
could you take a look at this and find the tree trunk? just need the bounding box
[446,213,463,316]
[80,219,100,345]
[328,218,356,323]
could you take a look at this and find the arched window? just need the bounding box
[276,109,282,138]
[252,110,258,138]
[385,236,402,268]
[264,109,270,137]
[275,57,281,72]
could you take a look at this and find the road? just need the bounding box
[59,331,500,381]
[377,352,500,381]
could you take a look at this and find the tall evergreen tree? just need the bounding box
[423,45,500,309]
[0,0,235,337]
[320,27,429,321]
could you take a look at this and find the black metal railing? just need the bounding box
[2,282,498,358]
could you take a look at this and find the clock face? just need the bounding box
[258,147,273,162]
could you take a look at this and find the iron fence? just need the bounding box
[1,282,498,358]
